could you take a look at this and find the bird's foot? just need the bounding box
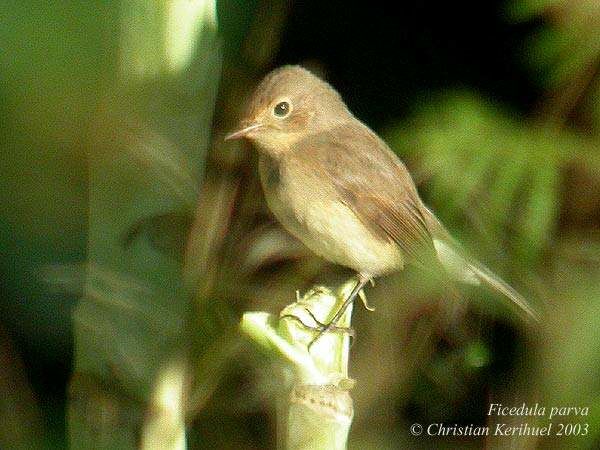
[307,325,355,351]
[280,309,355,336]
[358,288,375,311]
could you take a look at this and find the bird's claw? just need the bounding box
[358,289,375,311]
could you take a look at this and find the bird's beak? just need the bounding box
[224,122,263,141]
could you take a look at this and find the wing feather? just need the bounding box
[295,124,439,269]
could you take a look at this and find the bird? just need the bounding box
[225,65,538,345]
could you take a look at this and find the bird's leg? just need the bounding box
[308,273,370,350]
[300,307,356,338]
[280,309,355,338]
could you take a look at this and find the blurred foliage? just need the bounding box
[2,0,600,449]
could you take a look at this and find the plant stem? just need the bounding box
[240,279,359,450]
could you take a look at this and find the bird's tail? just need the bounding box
[467,259,540,323]
[421,207,540,323]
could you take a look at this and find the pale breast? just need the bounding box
[258,155,404,276]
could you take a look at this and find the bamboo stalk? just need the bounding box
[241,280,358,450]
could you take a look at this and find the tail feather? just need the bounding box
[421,206,539,323]
[468,261,540,323]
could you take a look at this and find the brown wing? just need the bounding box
[296,123,439,269]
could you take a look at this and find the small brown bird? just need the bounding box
[226,65,538,343]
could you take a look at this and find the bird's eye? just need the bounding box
[273,101,291,118]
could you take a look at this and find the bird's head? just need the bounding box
[225,66,349,156]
